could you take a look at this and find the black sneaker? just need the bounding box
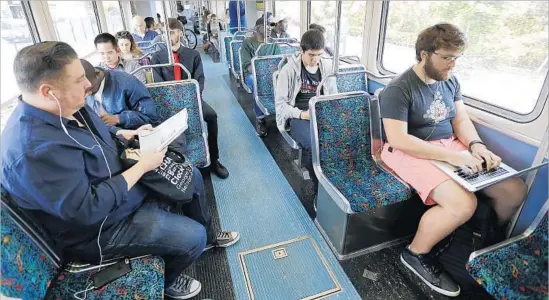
[211,160,229,179]
[255,119,267,137]
[400,246,460,297]
[165,274,201,299]
[203,231,240,251]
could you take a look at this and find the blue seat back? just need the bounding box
[336,64,368,93]
[230,40,244,78]
[252,55,285,115]
[277,44,299,55]
[1,188,58,299]
[314,93,372,172]
[467,203,548,300]
[311,93,412,212]
[147,81,210,168]
[224,36,233,67]
[233,35,246,41]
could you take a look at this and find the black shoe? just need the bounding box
[203,231,240,252]
[400,246,460,297]
[165,274,201,299]
[255,119,267,137]
[211,160,229,179]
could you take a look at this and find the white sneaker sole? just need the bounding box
[165,281,202,299]
[203,233,240,252]
[400,254,460,297]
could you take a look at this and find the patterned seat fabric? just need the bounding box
[147,83,209,167]
[254,56,284,114]
[314,95,412,212]
[1,209,57,299]
[233,35,246,41]
[224,36,233,66]
[274,38,298,43]
[48,256,165,299]
[231,41,244,77]
[277,45,299,55]
[337,66,367,93]
[466,212,548,300]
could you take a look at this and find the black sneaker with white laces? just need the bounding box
[203,231,240,252]
[400,246,460,297]
[165,274,201,299]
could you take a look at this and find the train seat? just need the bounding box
[0,187,165,299]
[147,80,211,168]
[466,201,548,300]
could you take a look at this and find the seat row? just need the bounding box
[0,79,210,298]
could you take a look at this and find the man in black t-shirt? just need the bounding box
[275,30,337,195]
[380,23,526,297]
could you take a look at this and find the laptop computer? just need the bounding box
[431,150,548,192]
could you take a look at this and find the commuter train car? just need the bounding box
[1,1,547,299]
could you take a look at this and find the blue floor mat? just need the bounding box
[201,54,360,300]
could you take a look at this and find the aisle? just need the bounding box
[200,53,360,300]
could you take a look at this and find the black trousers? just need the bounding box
[201,101,219,162]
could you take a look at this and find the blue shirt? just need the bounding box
[132,30,159,48]
[86,70,159,133]
[1,100,148,249]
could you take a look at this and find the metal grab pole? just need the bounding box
[237,0,241,31]
[162,1,173,65]
[263,0,267,44]
[332,1,342,74]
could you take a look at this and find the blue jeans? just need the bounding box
[71,168,213,286]
[245,73,264,118]
[290,119,318,188]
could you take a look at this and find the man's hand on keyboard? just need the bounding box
[470,144,502,170]
[448,151,484,174]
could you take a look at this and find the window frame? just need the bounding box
[21,0,41,43]
[1,1,41,110]
[376,1,549,124]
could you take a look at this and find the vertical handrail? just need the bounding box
[263,0,268,44]
[163,1,173,66]
[332,1,342,74]
[237,0,241,31]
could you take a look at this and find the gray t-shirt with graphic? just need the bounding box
[380,67,462,141]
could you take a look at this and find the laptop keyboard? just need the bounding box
[454,166,509,185]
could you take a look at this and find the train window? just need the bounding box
[274,0,301,39]
[1,1,35,132]
[310,1,367,59]
[380,1,549,115]
[47,1,100,57]
[102,1,124,33]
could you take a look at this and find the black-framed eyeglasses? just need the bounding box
[432,52,462,62]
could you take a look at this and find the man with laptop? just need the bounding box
[379,23,528,297]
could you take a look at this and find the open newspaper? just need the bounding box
[138,109,188,154]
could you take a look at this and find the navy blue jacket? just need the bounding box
[86,70,159,133]
[1,101,148,250]
[150,46,205,93]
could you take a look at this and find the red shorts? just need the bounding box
[380,136,467,205]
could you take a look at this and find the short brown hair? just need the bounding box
[14,41,78,93]
[415,23,467,62]
[168,18,183,31]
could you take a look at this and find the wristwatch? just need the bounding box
[468,140,485,151]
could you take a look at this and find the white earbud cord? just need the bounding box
[50,93,111,299]
[52,94,112,178]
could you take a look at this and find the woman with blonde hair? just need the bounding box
[115,30,143,60]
